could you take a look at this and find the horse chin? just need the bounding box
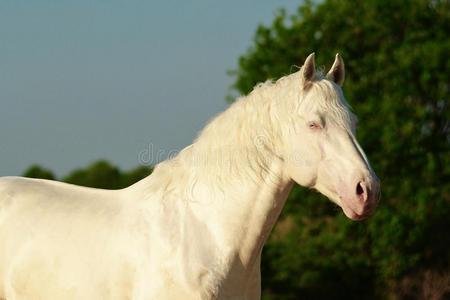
[326,194,365,220]
[339,197,375,221]
[340,202,367,221]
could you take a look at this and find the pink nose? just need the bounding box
[356,180,380,205]
[356,181,367,201]
[338,177,380,220]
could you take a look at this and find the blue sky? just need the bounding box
[0,0,302,177]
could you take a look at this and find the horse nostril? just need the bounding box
[356,182,364,196]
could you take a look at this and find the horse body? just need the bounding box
[0,54,380,299]
[0,154,290,299]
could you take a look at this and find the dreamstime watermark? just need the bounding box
[137,143,180,166]
[137,136,313,169]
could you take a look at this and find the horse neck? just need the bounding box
[179,90,293,267]
[133,85,294,271]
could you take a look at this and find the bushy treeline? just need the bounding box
[23,161,152,190]
[229,0,449,298]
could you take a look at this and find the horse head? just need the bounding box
[282,53,380,220]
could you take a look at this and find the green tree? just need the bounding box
[63,160,122,189]
[120,166,153,188]
[229,0,449,298]
[23,164,55,180]
[22,160,151,190]
[22,160,152,190]
[63,160,152,189]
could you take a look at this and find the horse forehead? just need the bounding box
[302,84,348,114]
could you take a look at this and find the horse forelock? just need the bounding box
[244,67,353,132]
[299,79,354,131]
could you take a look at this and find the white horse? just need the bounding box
[0,53,379,300]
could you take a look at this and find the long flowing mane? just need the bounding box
[143,67,352,198]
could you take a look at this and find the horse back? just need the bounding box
[0,176,145,299]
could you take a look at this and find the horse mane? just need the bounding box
[141,66,353,198]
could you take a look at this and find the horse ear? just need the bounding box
[326,53,345,86]
[301,53,315,89]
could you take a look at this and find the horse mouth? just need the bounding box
[339,198,372,221]
[341,203,366,220]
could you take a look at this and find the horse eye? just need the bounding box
[308,121,321,130]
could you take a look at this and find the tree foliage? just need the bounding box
[23,161,152,190]
[229,0,449,298]
[23,165,55,180]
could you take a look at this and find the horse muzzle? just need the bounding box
[339,177,380,221]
